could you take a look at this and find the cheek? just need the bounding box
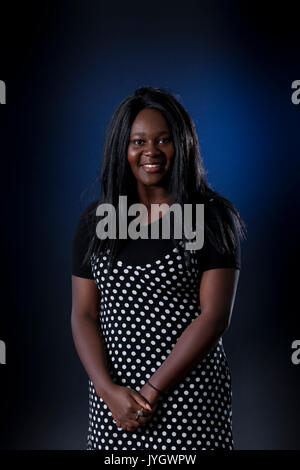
[127,148,139,163]
[127,151,135,166]
[127,153,139,173]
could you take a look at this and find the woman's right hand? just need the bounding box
[102,384,155,431]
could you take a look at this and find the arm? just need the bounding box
[140,268,240,401]
[71,275,116,400]
[71,275,153,431]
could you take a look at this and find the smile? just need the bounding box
[141,163,164,173]
[143,164,161,168]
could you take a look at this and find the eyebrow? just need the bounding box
[131,130,170,137]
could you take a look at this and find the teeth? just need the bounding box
[143,164,161,168]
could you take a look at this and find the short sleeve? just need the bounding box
[198,226,241,272]
[71,202,97,279]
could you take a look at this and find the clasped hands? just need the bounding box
[102,381,162,432]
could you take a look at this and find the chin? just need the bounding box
[139,176,164,185]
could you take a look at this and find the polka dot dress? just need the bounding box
[86,239,234,450]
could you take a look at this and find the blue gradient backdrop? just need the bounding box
[0,1,299,450]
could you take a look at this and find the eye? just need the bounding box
[131,136,172,146]
[158,137,171,144]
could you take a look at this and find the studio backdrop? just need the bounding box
[0,1,299,450]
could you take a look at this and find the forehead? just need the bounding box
[130,108,170,135]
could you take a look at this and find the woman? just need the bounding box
[71,86,247,450]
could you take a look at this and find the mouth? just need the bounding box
[140,162,165,173]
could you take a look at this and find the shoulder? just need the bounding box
[76,199,99,228]
[205,196,242,246]
[73,199,99,243]
[71,200,100,279]
[196,195,243,270]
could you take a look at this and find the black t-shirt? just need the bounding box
[71,201,241,279]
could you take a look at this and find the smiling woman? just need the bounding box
[127,108,174,183]
[71,86,247,451]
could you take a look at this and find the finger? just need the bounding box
[114,417,124,429]
[123,421,138,432]
[138,407,158,426]
[112,415,121,425]
[137,408,151,417]
[135,403,157,421]
[131,390,152,411]
[131,411,150,426]
[139,414,153,424]
[130,415,146,429]
[130,406,149,423]
[137,404,157,419]
[136,411,153,425]
[116,416,139,431]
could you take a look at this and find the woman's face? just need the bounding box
[127,108,175,187]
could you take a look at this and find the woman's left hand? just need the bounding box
[113,382,162,430]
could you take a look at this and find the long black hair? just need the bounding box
[80,86,247,278]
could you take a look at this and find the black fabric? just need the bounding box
[198,225,241,271]
[71,201,98,279]
[71,201,241,279]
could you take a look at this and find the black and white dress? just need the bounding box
[71,201,241,451]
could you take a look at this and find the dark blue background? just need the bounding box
[0,1,299,450]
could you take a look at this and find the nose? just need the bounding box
[144,140,160,155]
